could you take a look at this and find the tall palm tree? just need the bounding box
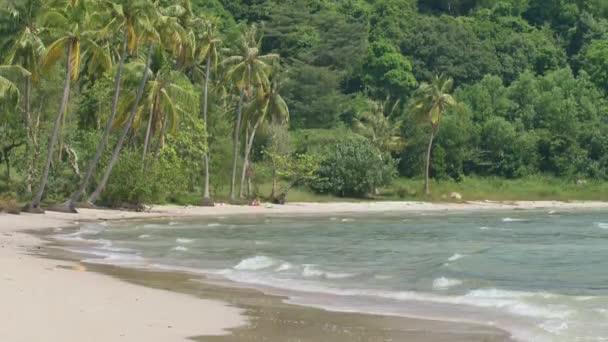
[196,19,221,206]
[68,0,156,209]
[87,43,155,205]
[239,79,289,198]
[26,0,111,212]
[4,31,44,194]
[88,4,186,204]
[223,25,278,201]
[409,75,457,195]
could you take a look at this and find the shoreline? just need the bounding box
[2,200,606,341]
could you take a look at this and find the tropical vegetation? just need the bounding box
[2,0,608,211]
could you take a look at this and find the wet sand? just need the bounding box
[40,237,515,342]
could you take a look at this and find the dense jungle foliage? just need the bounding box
[1,0,608,208]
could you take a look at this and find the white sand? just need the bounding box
[1,200,608,341]
[0,212,245,342]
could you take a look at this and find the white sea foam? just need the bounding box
[221,270,571,324]
[539,320,569,334]
[169,221,180,226]
[479,226,491,230]
[172,246,188,252]
[433,277,463,290]
[448,253,465,262]
[234,256,276,270]
[502,217,528,222]
[138,234,151,239]
[176,238,194,244]
[143,224,165,228]
[302,264,324,277]
[594,222,608,229]
[207,223,222,227]
[341,218,355,222]
[302,265,356,279]
[275,263,293,272]
[594,308,608,317]
[373,274,393,280]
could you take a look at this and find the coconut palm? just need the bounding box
[68,0,157,209]
[353,98,405,154]
[222,25,279,201]
[409,75,457,195]
[239,79,289,198]
[111,54,196,164]
[196,19,221,205]
[88,3,187,204]
[26,0,111,212]
[2,0,45,194]
[0,67,22,108]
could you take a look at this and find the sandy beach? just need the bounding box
[2,200,607,341]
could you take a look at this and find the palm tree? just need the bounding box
[409,75,457,195]
[26,0,111,212]
[111,57,196,164]
[196,19,221,206]
[239,79,289,198]
[223,25,278,201]
[4,33,42,191]
[2,0,45,194]
[87,43,155,205]
[68,0,157,209]
[353,98,405,154]
[88,4,186,204]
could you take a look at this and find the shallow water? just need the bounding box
[54,210,608,342]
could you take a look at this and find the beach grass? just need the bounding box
[172,176,608,205]
[381,176,608,202]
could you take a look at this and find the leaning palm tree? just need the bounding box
[222,25,278,201]
[409,75,457,195]
[239,79,289,198]
[88,4,185,204]
[68,0,157,210]
[26,0,111,212]
[196,18,221,206]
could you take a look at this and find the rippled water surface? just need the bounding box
[55,210,608,342]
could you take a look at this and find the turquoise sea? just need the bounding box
[54,210,608,341]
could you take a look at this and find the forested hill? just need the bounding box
[1,0,608,208]
[201,0,608,179]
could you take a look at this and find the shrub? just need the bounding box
[100,147,188,208]
[311,138,397,197]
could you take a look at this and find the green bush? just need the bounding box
[311,138,397,197]
[100,147,188,207]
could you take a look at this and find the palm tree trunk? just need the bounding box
[271,161,278,200]
[239,125,250,199]
[28,42,73,210]
[424,128,435,195]
[69,36,128,208]
[240,119,262,199]
[153,114,168,159]
[202,54,212,204]
[24,75,33,194]
[87,43,153,204]
[229,91,245,201]
[142,97,155,162]
[5,152,10,182]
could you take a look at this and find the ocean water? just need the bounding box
[54,210,608,341]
